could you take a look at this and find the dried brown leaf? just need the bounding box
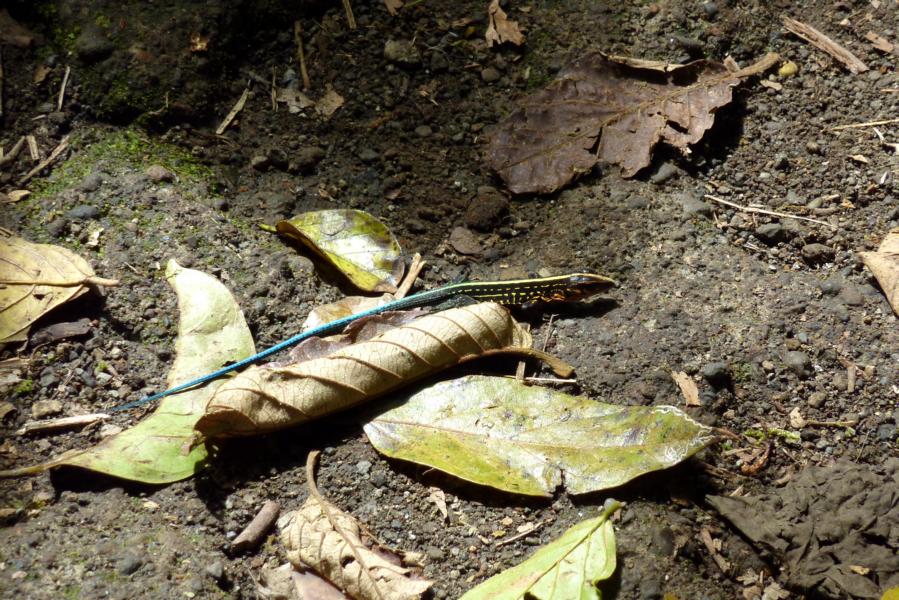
[280,496,432,600]
[195,303,570,439]
[486,52,778,194]
[0,230,118,344]
[486,0,525,47]
[383,0,403,16]
[858,228,899,316]
[671,371,701,406]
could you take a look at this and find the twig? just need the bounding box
[26,135,39,160]
[704,194,834,229]
[699,527,731,574]
[231,500,281,552]
[831,117,899,130]
[16,413,109,436]
[0,135,25,168]
[495,518,550,547]
[215,87,249,135]
[293,21,311,90]
[18,134,69,185]
[782,16,868,74]
[57,65,70,111]
[394,253,424,300]
[341,0,357,30]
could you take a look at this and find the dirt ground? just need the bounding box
[1,0,897,598]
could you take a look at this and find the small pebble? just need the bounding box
[31,399,64,419]
[784,351,812,378]
[481,67,501,83]
[118,552,143,575]
[213,198,229,211]
[808,391,827,408]
[145,165,175,183]
[650,162,679,185]
[701,362,730,386]
[66,205,100,220]
[414,125,433,138]
[205,561,224,582]
[801,243,834,262]
[384,39,421,66]
[779,60,798,77]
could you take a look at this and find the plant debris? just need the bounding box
[485,51,778,194]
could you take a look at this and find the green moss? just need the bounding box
[732,362,753,383]
[14,379,34,395]
[63,585,81,600]
[31,128,214,200]
[94,14,112,29]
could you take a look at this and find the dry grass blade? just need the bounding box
[195,302,569,439]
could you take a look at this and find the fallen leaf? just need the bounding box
[486,52,778,193]
[486,0,525,47]
[0,260,255,483]
[268,209,404,293]
[364,375,715,496]
[859,228,899,316]
[384,0,403,16]
[315,85,345,118]
[448,226,483,255]
[189,32,209,52]
[671,371,701,406]
[708,460,899,600]
[196,303,569,439]
[0,230,118,345]
[280,496,432,600]
[276,87,315,114]
[865,31,895,54]
[301,294,393,332]
[460,500,620,599]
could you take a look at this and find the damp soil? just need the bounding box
[1,1,897,599]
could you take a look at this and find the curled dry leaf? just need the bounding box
[486,0,525,47]
[365,376,715,496]
[0,230,118,345]
[195,303,573,439]
[268,209,404,293]
[486,51,779,194]
[280,496,432,600]
[859,228,899,316]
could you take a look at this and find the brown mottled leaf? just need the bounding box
[195,303,571,439]
[280,496,432,600]
[486,52,779,194]
[486,0,525,47]
[0,230,118,344]
[859,227,899,316]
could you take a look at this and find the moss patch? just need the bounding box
[30,128,214,199]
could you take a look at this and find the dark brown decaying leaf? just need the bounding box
[486,0,525,47]
[485,52,779,194]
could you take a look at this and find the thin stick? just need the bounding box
[782,16,868,74]
[704,194,834,229]
[293,21,311,90]
[57,65,70,111]
[0,135,25,168]
[230,500,281,551]
[16,413,109,436]
[18,134,69,185]
[26,135,39,160]
[341,0,357,30]
[394,253,424,300]
[831,117,899,130]
[215,87,249,135]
